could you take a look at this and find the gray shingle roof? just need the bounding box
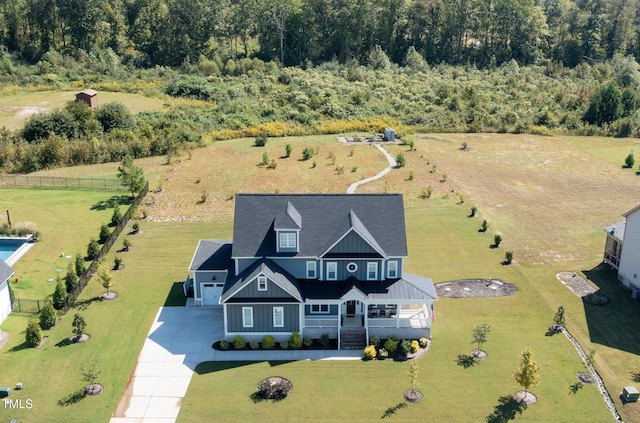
[189,240,233,271]
[232,194,407,258]
[221,259,303,302]
[298,273,437,302]
[604,222,625,243]
[0,258,15,283]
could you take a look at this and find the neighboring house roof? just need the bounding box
[604,222,625,243]
[221,259,304,303]
[0,258,15,283]
[232,194,408,258]
[189,240,233,271]
[298,273,437,302]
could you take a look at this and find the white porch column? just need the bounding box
[395,303,400,328]
[299,303,305,336]
[223,303,228,340]
[364,301,369,344]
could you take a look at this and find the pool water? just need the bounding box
[0,238,28,262]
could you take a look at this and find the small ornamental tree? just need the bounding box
[481,219,488,232]
[39,301,58,330]
[625,151,635,168]
[114,256,122,270]
[87,239,100,260]
[553,305,566,327]
[285,144,292,157]
[72,313,87,338]
[25,319,42,347]
[52,276,68,310]
[97,263,113,294]
[99,224,110,244]
[111,206,123,227]
[81,361,102,386]
[302,147,314,160]
[512,347,540,395]
[494,234,503,247]
[472,323,490,355]
[65,262,78,292]
[117,154,145,198]
[75,251,86,277]
[122,238,131,251]
[395,153,407,168]
[504,251,514,264]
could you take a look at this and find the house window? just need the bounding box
[311,304,329,313]
[279,232,297,249]
[387,261,398,278]
[273,307,284,327]
[306,261,317,278]
[257,276,267,291]
[367,262,378,280]
[242,307,253,328]
[326,262,337,280]
[346,262,358,273]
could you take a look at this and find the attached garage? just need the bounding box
[201,283,224,306]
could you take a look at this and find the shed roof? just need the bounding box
[77,89,98,96]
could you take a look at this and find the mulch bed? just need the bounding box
[514,390,537,405]
[471,349,488,360]
[72,334,91,343]
[577,372,597,384]
[404,389,423,403]
[100,292,118,300]
[84,384,104,396]
[257,377,292,400]
[436,279,517,298]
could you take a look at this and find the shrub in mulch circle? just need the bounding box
[404,389,423,403]
[257,377,293,400]
[582,291,608,305]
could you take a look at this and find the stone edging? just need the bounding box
[560,327,622,422]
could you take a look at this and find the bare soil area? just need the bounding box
[436,279,517,298]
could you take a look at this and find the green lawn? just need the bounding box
[0,90,167,130]
[2,133,640,422]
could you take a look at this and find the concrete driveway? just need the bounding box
[110,304,360,422]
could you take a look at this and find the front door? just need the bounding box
[346,300,356,316]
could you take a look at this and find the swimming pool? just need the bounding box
[0,237,30,265]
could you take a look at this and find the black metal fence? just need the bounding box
[11,181,150,314]
[0,174,127,191]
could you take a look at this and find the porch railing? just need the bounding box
[367,316,429,329]
[604,250,620,268]
[305,317,339,328]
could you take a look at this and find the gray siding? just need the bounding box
[227,304,299,332]
[194,270,227,298]
[236,258,255,274]
[305,304,339,316]
[328,231,378,255]
[325,259,382,281]
[233,276,296,299]
[271,259,312,279]
[386,259,403,278]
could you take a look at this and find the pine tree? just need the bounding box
[25,319,42,347]
[52,276,68,310]
[39,301,58,329]
[65,262,78,292]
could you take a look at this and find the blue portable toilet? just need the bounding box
[384,127,396,141]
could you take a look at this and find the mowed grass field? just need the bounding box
[0,90,167,129]
[2,133,640,422]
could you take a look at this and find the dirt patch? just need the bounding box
[472,349,488,360]
[578,372,597,384]
[436,279,517,298]
[556,272,596,297]
[0,330,9,350]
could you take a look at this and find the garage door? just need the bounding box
[202,283,223,306]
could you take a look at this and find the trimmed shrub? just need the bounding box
[289,331,302,349]
[410,340,420,354]
[114,256,122,270]
[262,335,275,349]
[418,337,429,348]
[220,340,230,350]
[320,333,330,348]
[64,262,78,292]
[504,251,514,264]
[26,319,42,347]
[254,135,268,147]
[395,153,407,168]
[302,147,314,160]
[377,348,389,359]
[233,335,246,350]
[132,222,140,233]
[370,336,381,347]
[75,252,86,277]
[52,278,68,310]
[72,313,86,337]
[400,340,412,356]
[383,338,398,353]
[250,341,259,350]
[363,345,377,360]
[285,144,292,157]
[87,239,100,260]
[280,341,289,349]
[494,234,502,247]
[39,302,57,330]
[111,206,123,226]
[99,224,110,244]
[303,337,313,347]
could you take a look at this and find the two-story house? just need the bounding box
[604,204,640,295]
[187,194,437,349]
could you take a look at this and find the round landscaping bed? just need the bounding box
[257,377,293,400]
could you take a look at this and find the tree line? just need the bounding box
[2,0,640,68]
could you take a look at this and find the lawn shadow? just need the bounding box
[57,389,85,406]
[73,296,101,311]
[194,361,295,376]
[486,395,527,423]
[8,342,30,353]
[631,372,640,382]
[582,264,640,355]
[55,338,73,348]
[90,195,131,211]
[164,281,187,306]
[381,401,407,418]
[456,354,477,368]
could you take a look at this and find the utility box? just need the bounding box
[0,387,10,398]
[632,288,640,300]
[623,386,639,402]
[384,127,396,141]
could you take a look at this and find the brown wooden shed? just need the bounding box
[75,89,98,108]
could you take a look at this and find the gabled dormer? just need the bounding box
[321,210,387,259]
[274,201,301,253]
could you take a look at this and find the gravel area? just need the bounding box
[436,279,517,298]
[556,272,597,297]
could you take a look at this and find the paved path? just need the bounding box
[110,304,361,423]
[346,144,397,193]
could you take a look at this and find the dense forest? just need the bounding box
[2,0,640,68]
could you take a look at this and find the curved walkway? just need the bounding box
[346,144,396,194]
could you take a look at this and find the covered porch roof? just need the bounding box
[604,222,625,243]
